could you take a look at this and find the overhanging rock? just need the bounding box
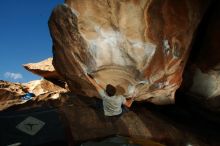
[23,58,62,80]
[49,0,209,104]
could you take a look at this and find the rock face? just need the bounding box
[189,69,220,98]
[49,0,209,104]
[181,1,220,112]
[0,80,27,110]
[23,58,62,80]
[23,79,67,96]
[0,79,67,111]
[60,95,220,146]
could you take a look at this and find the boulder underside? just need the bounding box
[49,0,208,104]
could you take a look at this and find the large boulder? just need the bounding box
[181,1,220,112]
[59,95,219,146]
[49,0,209,104]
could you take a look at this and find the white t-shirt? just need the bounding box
[99,90,126,116]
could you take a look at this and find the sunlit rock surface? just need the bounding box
[23,79,67,96]
[23,58,62,80]
[0,80,25,110]
[0,79,67,111]
[49,0,209,104]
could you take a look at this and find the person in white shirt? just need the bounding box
[85,73,134,116]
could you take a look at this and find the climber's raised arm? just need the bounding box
[85,73,104,92]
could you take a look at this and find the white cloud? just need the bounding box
[4,72,23,80]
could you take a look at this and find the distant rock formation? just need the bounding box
[0,80,25,110]
[49,0,209,104]
[0,79,67,111]
[23,79,67,96]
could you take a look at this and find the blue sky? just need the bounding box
[0,0,64,83]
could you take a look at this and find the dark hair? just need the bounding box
[106,84,116,97]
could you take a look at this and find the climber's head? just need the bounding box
[106,84,116,97]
